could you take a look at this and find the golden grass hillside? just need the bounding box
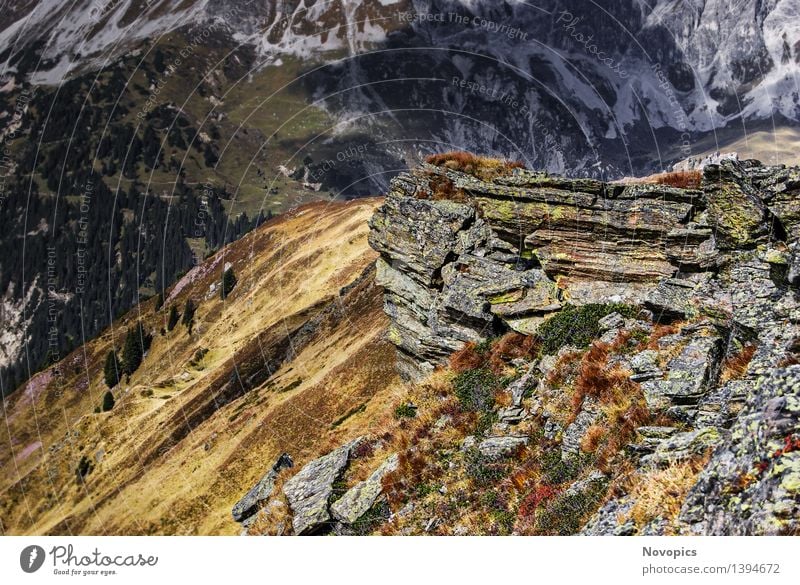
[0,197,408,535]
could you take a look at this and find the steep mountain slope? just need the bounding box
[0,197,402,535]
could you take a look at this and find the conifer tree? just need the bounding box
[221,267,237,300]
[103,350,120,388]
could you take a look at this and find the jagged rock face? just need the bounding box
[369,158,795,380]
[678,367,800,535]
[367,157,800,535]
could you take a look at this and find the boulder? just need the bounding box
[477,436,529,458]
[562,397,602,459]
[283,437,363,535]
[580,496,637,535]
[702,161,769,249]
[641,427,722,466]
[231,453,293,523]
[331,454,399,525]
[505,363,538,407]
[641,332,722,410]
[628,350,662,382]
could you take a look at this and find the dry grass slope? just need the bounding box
[0,197,405,535]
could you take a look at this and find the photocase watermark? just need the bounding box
[451,76,564,165]
[19,544,158,576]
[556,11,629,79]
[137,3,271,120]
[20,545,46,573]
[46,245,60,360]
[89,0,158,23]
[307,142,371,183]
[136,23,222,120]
[397,11,528,40]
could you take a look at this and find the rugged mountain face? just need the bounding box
[368,156,795,380]
[354,154,800,535]
[4,0,800,177]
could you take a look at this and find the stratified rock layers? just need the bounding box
[369,159,777,380]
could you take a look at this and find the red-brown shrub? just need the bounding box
[651,170,702,189]
[449,342,485,373]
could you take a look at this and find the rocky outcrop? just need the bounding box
[232,453,293,524]
[331,454,399,524]
[368,156,800,536]
[369,158,791,380]
[282,438,363,535]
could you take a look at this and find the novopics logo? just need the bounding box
[20,545,46,573]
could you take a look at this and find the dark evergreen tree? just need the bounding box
[181,299,196,333]
[121,323,148,375]
[155,292,164,311]
[167,305,180,331]
[221,267,237,300]
[103,350,120,388]
[102,390,115,412]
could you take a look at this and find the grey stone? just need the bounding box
[562,397,602,458]
[581,496,637,535]
[646,278,698,319]
[636,426,679,439]
[598,312,625,332]
[283,437,363,535]
[497,406,525,424]
[505,363,538,407]
[641,333,722,410]
[641,428,722,466]
[231,453,293,523]
[565,470,608,498]
[477,436,529,458]
[331,454,399,524]
[629,350,662,382]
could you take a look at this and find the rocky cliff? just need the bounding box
[363,154,800,535]
[368,155,798,381]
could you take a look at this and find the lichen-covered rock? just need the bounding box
[505,363,539,408]
[232,453,293,523]
[368,163,724,379]
[477,436,529,458]
[580,496,637,535]
[565,470,608,498]
[646,278,700,319]
[283,437,363,535]
[702,161,769,249]
[677,367,800,535]
[331,454,399,525]
[628,350,662,382]
[641,427,722,466]
[748,164,800,241]
[641,330,722,411]
[562,397,602,459]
